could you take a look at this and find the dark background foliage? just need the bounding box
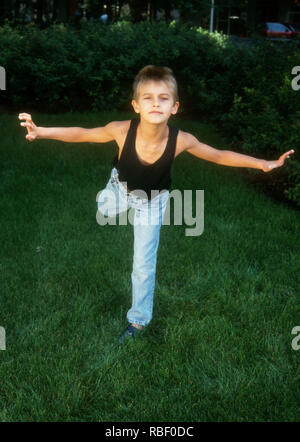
[0,14,299,206]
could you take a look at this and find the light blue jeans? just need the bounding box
[97,167,170,326]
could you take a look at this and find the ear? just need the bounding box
[131,99,140,114]
[171,101,180,115]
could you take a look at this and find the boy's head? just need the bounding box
[132,65,179,105]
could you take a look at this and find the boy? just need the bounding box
[19,65,294,343]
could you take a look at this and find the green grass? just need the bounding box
[0,111,299,422]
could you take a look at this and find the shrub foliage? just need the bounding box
[0,21,299,206]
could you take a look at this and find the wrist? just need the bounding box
[36,127,44,139]
[259,159,267,171]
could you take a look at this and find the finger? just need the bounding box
[19,116,33,125]
[285,151,294,159]
[19,118,33,126]
[26,134,34,141]
[18,113,32,120]
[20,122,33,131]
[285,149,294,156]
[20,122,33,127]
[281,151,292,160]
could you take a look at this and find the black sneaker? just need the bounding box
[119,325,144,344]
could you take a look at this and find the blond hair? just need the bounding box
[132,65,179,103]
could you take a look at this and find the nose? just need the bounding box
[153,98,160,107]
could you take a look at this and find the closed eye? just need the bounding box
[143,97,169,100]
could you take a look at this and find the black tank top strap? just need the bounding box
[122,118,139,158]
[112,119,138,167]
[167,124,179,162]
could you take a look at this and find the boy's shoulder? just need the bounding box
[176,129,195,153]
[114,120,131,131]
[108,120,131,137]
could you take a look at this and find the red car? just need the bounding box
[285,23,300,38]
[263,22,292,39]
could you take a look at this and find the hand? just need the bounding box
[18,113,38,141]
[261,149,295,172]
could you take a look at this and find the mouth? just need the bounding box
[150,111,162,114]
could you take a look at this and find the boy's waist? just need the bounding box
[111,167,169,200]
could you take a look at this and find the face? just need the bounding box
[131,80,179,123]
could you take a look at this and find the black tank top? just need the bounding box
[112,118,179,200]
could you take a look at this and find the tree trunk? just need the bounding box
[36,0,44,24]
[164,0,171,22]
[14,0,21,22]
[1,0,13,22]
[129,0,145,22]
[151,0,157,22]
[55,0,68,22]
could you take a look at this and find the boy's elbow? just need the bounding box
[77,127,90,142]
[214,150,224,164]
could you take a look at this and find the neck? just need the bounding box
[137,118,168,146]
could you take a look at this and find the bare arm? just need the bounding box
[217,150,265,170]
[184,133,294,172]
[18,113,118,143]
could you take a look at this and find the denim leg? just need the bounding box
[127,191,169,326]
[96,168,129,218]
[96,168,170,327]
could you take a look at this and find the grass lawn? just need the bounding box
[0,111,299,422]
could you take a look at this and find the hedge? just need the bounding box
[0,20,299,206]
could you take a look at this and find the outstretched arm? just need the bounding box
[18,113,117,143]
[184,133,295,172]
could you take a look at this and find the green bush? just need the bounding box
[0,20,236,114]
[0,21,299,206]
[219,40,300,208]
